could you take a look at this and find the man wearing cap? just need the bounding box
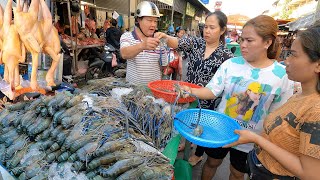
[120,1,167,85]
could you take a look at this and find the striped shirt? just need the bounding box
[120,30,167,85]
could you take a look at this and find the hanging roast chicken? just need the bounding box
[39,0,61,88]
[14,0,61,90]
[1,0,26,96]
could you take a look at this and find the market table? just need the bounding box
[0,79,194,179]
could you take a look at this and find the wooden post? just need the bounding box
[314,0,320,23]
[171,0,175,27]
[128,0,131,30]
[67,0,76,74]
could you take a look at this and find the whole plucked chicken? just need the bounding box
[0,4,8,84]
[14,0,61,90]
[14,0,43,90]
[1,0,26,97]
[39,0,61,87]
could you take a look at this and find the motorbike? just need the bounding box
[85,43,119,80]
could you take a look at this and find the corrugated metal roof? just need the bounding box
[288,13,315,31]
[186,0,209,13]
[82,0,129,15]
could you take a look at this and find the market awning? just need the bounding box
[227,14,250,27]
[186,0,210,13]
[276,19,293,25]
[287,13,315,31]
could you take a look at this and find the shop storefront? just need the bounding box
[136,0,185,32]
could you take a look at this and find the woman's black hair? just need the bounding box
[175,26,184,34]
[298,21,320,93]
[205,11,228,44]
[110,19,117,27]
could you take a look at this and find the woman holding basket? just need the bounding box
[156,11,233,166]
[159,15,294,180]
[224,22,320,180]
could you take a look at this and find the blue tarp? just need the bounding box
[118,15,124,29]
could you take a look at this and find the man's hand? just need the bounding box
[140,37,160,50]
[179,85,192,98]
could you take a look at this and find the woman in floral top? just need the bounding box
[155,11,233,165]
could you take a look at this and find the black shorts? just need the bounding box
[248,150,298,180]
[204,147,249,173]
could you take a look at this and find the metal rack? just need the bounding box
[51,0,80,74]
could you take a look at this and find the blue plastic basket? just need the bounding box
[174,109,241,148]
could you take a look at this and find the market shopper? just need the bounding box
[178,15,294,180]
[103,19,111,32]
[84,17,98,39]
[163,26,186,80]
[175,26,185,80]
[155,11,234,166]
[120,1,167,85]
[175,26,185,38]
[79,17,107,72]
[198,22,205,38]
[174,26,186,80]
[105,18,121,49]
[224,22,320,180]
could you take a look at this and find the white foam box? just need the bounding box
[0,164,15,180]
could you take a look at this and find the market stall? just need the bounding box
[0,0,186,178]
[0,77,185,179]
[60,33,105,74]
[0,0,64,100]
[53,0,108,76]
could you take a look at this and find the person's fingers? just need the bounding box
[150,40,159,46]
[151,38,160,44]
[146,43,157,50]
[234,129,241,135]
[141,40,147,49]
[147,40,160,50]
[181,88,190,98]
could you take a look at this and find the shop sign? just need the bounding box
[200,0,209,4]
[96,9,106,27]
[186,2,195,17]
[158,0,174,6]
[215,1,222,11]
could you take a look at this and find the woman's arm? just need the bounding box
[181,86,216,100]
[225,130,320,179]
[154,32,179,49]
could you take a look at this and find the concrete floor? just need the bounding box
[177,146,248,180]
[191,153,231,180]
